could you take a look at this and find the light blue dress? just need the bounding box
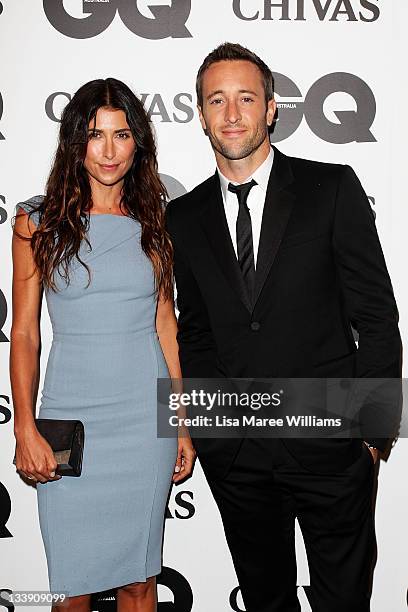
[17,197,177,597]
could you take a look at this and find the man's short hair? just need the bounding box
[196,42,274,107]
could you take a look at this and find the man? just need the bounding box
[165,43,401,611]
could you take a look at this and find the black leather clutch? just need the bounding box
[13,418,85,477]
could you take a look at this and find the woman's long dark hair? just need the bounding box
[15,78,173,298]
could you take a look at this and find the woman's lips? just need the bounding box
[99,164,120,171]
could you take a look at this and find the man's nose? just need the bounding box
[225,100,241,124]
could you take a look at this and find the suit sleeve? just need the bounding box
[332,165,402,450]
[165,203,219,378]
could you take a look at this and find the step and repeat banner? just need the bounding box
[0,1,407,611]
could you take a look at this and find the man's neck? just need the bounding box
[216,139,271,184]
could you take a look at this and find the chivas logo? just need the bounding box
[45,92,194,124]
[233,0,380,22]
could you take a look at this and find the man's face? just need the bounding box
[198,60,276,161]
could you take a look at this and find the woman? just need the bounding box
[10,77,195,612]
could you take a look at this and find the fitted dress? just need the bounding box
[16,196,177,597]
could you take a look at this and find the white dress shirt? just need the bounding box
[217,147,274,269]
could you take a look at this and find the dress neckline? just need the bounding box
[88,213,131,218]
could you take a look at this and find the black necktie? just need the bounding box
[228,179,257,300]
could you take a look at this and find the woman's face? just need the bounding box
[84,107,136,187]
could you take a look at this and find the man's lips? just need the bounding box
[221,128,247,138]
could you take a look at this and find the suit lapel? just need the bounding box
[253,147,295,308]
[199,173,252,312]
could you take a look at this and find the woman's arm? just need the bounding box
[156,293,182,380]
[156,294,196,483]
[10,209,60,483]
[11,211,42,436]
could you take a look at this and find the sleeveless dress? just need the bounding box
[16,197,178,597]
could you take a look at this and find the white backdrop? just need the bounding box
[0,1,407,610]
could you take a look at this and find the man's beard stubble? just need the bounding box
[206,120,269,161]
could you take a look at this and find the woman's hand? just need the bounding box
[365,442,379,464]
[14,427,62,484]
[173,428,196,483]
[369,448,379,464]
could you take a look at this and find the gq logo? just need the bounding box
[0,481,12,538]
[0,590,15,612]
[43,0,192,40]
[271,72,376,144]
[157,567,193,610]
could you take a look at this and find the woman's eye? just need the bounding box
[116,132,130,139]
[88,132,100,139]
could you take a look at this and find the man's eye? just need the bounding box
[210,98,223,105]
[242,97,254,103]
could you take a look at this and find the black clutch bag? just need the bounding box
[13,418,85,477]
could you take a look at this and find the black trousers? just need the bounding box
[207,438,376,612]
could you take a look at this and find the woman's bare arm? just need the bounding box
[156,294,196,482]
[10,210,42,437]
[10,209,60,482]
[156,294,182,380]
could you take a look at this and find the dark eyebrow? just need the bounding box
[206,89,224,100]
[206,89,259,100]
[87,128,132,133]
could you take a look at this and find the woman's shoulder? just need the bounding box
[16,195,44,226]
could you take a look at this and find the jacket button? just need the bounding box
[251,321,260,331]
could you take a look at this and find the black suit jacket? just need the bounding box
[166,146,402,479]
